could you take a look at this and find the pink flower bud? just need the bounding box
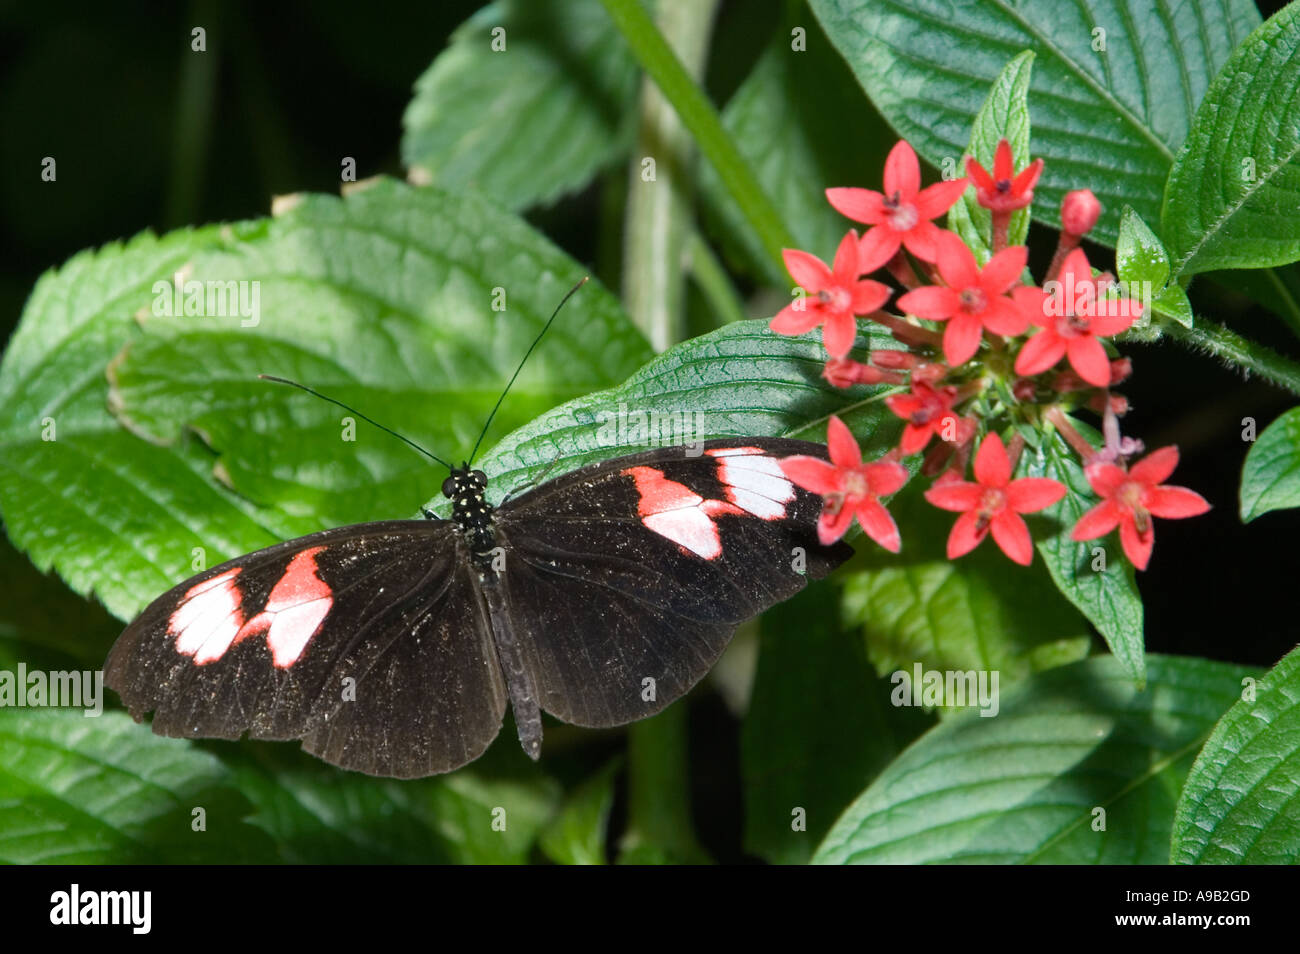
[1061,189,1101,237]
[870,349,916,370]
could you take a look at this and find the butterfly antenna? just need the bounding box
[259,375,453,470]
[469,276,589,464]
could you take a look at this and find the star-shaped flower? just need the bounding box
[924,433,1066,565]
[896,232,1031,365]
[1071,446,1210,570]
[965,139,1044,213]
[769,231,891,358]
[826,140,968,267]
[780,416,908,549]
[885,381,970,456]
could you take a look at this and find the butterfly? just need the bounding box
[104,284,853,778]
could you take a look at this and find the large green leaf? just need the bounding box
[808,0,1260,246]
[1240,406,1300,522]
[813,655,1256,864]
[0,709,274,863]
[0,179,649,621]
[948,51,1034,264]
[1173,646,1300,864]
[742,583,933,864]
[840,486,1092,702]
[1023,427,1145,687]
[401,0,640,210]
[699,6,893,285]
[446,320,901,513]
[1162,4,1300,277]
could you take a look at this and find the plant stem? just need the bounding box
[599,0,794,274]
[1165,319,1300,398]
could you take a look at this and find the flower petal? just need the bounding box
[981,245,1029,293]
[1005,477,1067,513]
[946,510,985,559]
[1144,486,1211,519]
[783,248,831,291]
[830,230,861,285]
[821,311,857,359]
[885,393,922,418]
[902,220,945,263]
[818,501,856,545]
[1066,335,1113,387]
[1071,499,1123,540]
[867,459,909,496]
[924,480,983,512]
[973,432,1011,487]
[826,187,884,224]
[912,179,968,220]
[1012,285,1050,327]
[898,422,933,455]
[1014,328,1066,376]
[991,510,1034,565]
[883,139,920,198]
[1130,446,1180,486]
[1059,247,1093,291]
[826,414,862,468]
[943,313,984,366]
[982,296,1032,336]
[1118,515,1154,570]
[851,279,892,315]
[965,156,995,195]
[1084,462,1127,498]
[769,302,822,336]
[993,138,1014,180]
[897,286,959,321]
[935,231,979,290]
[857,498,901,552]
[1090,304,1140,337]
[780,455,841,495]
[1011,157,1044,195]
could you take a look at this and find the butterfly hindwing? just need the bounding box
[494,439,851,727]
[104,520,507,778]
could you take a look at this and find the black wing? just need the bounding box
[104,520,507,778]
[494,439,851,727]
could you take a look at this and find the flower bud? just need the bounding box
[1061,189,1101,238]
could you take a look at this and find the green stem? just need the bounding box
[687,232,748,327]
[599,0,794,272]
[618,709,711,864]
[1165,319,1300,397]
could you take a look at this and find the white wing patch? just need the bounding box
[706,448,795,520]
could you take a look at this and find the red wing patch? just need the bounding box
[705,447,795,520]
[168,548,333,669]
[623,466,743,560]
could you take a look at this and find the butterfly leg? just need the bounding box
[481,574,542,760]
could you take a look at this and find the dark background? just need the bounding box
[1,0,1296,831]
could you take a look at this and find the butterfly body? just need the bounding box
[105,439,850,777]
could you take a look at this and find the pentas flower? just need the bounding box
[1013,249,1141,387]
[965,139,1044,213]
[924,433,1066,565]
[826,140,968,267]
[780,415,908,550]
[1071,446,1210,570]
[770,231,891,359]
[896,232,1031,365]
[822,357,895,389]
[886,381,968,455]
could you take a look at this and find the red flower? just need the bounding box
[1061,189,1101,238]
[886,382,969,455]
[1071,446,1210,570]
[781,416,908,550]
[924,433,1066,565]
[822,357,890,389]
[965,139,1044,213]
[770,231,891,359]
[1013,249,1142,387]
[826,140,968,267]
[896,232,1031,365]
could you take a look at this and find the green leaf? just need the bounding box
[1172,646,1300,864]
[808,0,1261,246]
[1162,4,1300,277]
[401,0,640,210]
[743,583,933,864]
[948,51,1034,264]
[813,655,1257,864]
[1023,428,1145,687]
[1240,407,1300,522]
[699,9,893,285]
[1115,206,1193,330]
[538,758,621,865]
[227,743,561,864]
[0,179,649,622]
[840,486,1092,704]
[0,709,275,863]
[446,319,902,514]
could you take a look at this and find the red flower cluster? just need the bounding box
[773,139,1208,569]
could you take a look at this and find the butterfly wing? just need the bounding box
[104,520,507,778]
[494,439,851,727]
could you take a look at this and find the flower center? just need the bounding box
[882,192,918,232]
[818,286,852,313]
[842,468,871,499]
[995,178,1012,194]
[959,287,988,315]
[1054,311,1092,338]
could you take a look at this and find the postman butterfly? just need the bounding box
[105,282,852,777]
